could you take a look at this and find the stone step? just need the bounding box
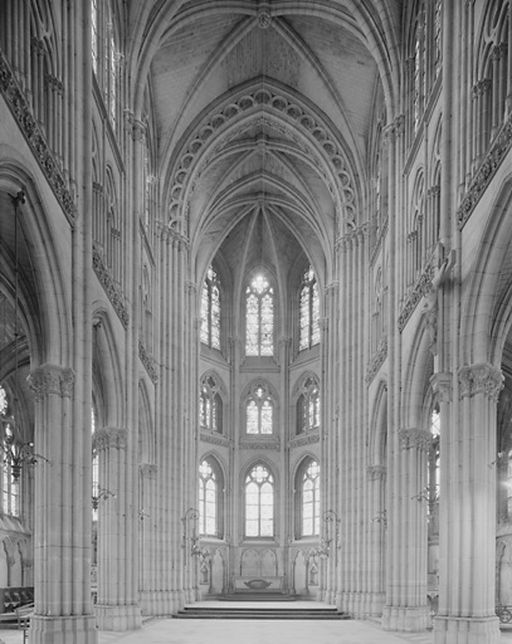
[174,605,350,620]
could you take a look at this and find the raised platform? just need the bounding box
[174,600,350,620]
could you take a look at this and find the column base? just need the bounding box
[363,591,385,618]
[434,615,500,644]
[29,614,97,644]
[382,604,429,631]
[95,603,141,631]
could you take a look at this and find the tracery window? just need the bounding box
[301,460,320,537]
[428,405,440,528]
[200,265,221,350]
[200,375,223,433]
[296,377,320,435]
[245,464,274,537]
[91,406,99,522]
[246,382,273,435]
[199,459,223,537]
[245,273,274,356]
[0,386,19,517]
[299,265,320,351]
[90,0,119,128]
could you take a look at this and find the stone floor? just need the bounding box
[1,604,512,644]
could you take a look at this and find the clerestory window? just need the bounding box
[299,265,320,351]
[200,265,221,350]
[245,273,274,357]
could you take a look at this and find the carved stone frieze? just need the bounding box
[458,363,504,402]
[93,428,127,452]
[92,246,129,328]
[0,52,76,223]
[138,340,158,383]
[430,372,453,403]
[200,431,230,448]
[398,428,432,452]
[457,113,512,229]
[398,264,435,332]
[367,464,386,481]
[28,364,75,401]
[366,338,388,384]
[240,439,280,450]
[289,432,320,448]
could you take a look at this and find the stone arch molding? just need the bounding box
[165,81,360,234]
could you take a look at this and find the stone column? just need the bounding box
[138,463,157,614]
[382,428,431,631]
[27,364,97,644]
[434,363,503,643]
[367,465,386,617]
[94,427,141,630]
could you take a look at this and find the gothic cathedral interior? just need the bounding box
[0,1,512,643]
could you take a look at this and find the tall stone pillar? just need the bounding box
[138,463,157,614]
[434,363,503,644]
[94,427,141,630]
[382,427,431,631]
[366,464,386,617]
[28,364,97,644]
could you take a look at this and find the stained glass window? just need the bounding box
[92,406,99,521]
[91,0,98,74]
[302,460,320,537]
[296,377,320,434]
[246,384,273,435]
[245,273,274,356]
[199,375,222,433]
[428,406,440,526]
[0,385,19,517]
[199,459,218,536]
[201,265,221,350]
[299,266,320,351]
[245,464,274,537]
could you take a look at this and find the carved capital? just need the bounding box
[398,428,432,452]
[367,464,386,481]
[93,427,128,452]
[458,363,504,402]
[430,372,452,402]
[139,463,157,479]
[28,364,75,401]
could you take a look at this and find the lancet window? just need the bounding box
[299,265,320,351]
[200,265,221,350]
[245,273,274,357]
[199,458,223,538]
[245,464,274,537]
[0,386,19,517]
[245,382,274,435]
[428,405,440,528]
[296,377,320,435]
[90,0,119,128]
[199,375,223,434]
[298,459,320,537]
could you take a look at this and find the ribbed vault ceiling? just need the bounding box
[131,0,397,284]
